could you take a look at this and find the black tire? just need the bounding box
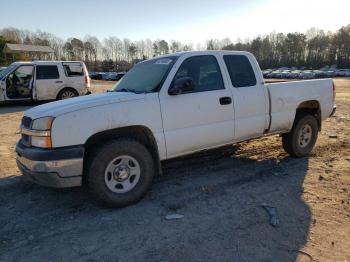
[57,88,78,100]
[87,139,155,207]
[282,114,319,157]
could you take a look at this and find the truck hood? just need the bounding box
[25,92,146,119]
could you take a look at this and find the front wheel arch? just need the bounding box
[83,125,162,184]
[87,138,156,207]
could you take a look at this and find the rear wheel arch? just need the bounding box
[282,114,319,157]
[87,139,155,207]
[295,100,321,131]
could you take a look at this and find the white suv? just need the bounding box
[0,61,90,102]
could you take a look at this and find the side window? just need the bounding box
[63,63,84,77]
[172,55,224,93]
[9,65,34,86]
[223,55,257,87]
[36,65,59,80]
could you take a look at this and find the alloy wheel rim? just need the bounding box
[61,90,76,99]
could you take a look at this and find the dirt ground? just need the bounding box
[0,79,349,262]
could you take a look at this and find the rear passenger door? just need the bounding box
[222,54,269,140]
[62,62,85,91]
[35,65,63,100]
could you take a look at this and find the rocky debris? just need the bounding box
[329,133,338,138]
[136,220,149,225]
[167,203,183,211]
[290,250,313,261]
[200,185,216,193]
[165,214,184,220]
[261,205,279,227]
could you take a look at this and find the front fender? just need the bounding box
[50,93,167,159]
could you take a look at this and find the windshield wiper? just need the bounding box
[115,88,138,93]
[115,88,151,94]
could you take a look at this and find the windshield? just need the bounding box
[0,65,17,80]
[111,56,177,93]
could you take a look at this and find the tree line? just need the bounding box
[1,24,350,71]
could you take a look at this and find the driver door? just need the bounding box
[159,54,235,159]
[5,65,34,100]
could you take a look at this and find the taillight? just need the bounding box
[85,76,90,86]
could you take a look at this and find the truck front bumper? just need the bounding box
[16,142,84,188]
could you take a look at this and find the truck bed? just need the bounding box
[266,78,334,133]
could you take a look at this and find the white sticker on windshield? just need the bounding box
[155,59,172,65]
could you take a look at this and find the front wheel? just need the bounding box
[282,114,319,157]
[87,139,155,207]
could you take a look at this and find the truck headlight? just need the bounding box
[32,117,54,131]
[21,116,54,148]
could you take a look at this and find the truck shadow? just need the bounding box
[0,146,311,262]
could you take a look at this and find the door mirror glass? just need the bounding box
[168,77,195,95]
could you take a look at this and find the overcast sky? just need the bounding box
[1,0,350,45]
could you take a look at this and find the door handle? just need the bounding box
[219,96,232,105]
[55,81,63,83]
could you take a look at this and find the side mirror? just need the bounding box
[168,77,195,95]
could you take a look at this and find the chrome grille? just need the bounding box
[21,116,32,129]
[21,116,32,146]
[21,134,30,146]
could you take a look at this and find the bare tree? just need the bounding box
[2,24,350,69]
[128,43,137,62]
[170,40,181,53]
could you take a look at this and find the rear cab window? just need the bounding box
[223,55,257,87]
[36,65,60,80]
[63,62,84,77]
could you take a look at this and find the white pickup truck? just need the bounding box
[16,51,336,207]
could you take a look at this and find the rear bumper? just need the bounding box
[330,105,337,117]
[16,142,84,188]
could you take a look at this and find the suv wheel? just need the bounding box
[87,139,155,207]
[57,88,78,100]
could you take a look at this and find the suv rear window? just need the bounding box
[36,65,59,80]
[63,63,84,77]
[223,55,257,87]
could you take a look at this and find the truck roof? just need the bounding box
[171,50,252,57]
[145,51,253,60]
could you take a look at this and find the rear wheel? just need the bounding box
[57,88,78,100]
[87,139,155,207]
[282,114,318,157]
